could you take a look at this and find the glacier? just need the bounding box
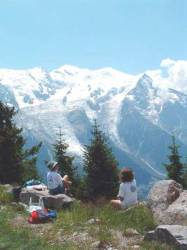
[1,65,187,196]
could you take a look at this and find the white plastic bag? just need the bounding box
[27,197,44,213]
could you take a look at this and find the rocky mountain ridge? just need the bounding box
[1,65,187,194]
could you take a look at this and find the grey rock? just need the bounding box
[110,229,128,249]
[125,228,140,237]
[144,230,156,241]
[86,218,101,225]
[90,240,100,249]
[144,225,187,250]
[131,246,140,249]
[164,191,187,225]
[115,230,127,248]
[147,180,184,224]
[71,232,90,242]
[72,232,78,237]
[20,188,74,209]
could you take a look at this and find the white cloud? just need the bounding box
[160,58,175,67]
[146,58,187,92]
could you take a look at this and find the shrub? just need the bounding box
[0,185,13,204]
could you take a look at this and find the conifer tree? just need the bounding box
[21,142,42,183]
[182,170,187,189]
[83,120,119,199]
[53,128,76,181]
[165,136,184,184]
[0,101,41,184]
[182,158,187,189]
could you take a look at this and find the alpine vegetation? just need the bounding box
[83,120,119,200]
[0,101,41,184]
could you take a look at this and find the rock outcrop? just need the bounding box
[164,191,187,225]
[147,180,187,225]
[144,225,187,250]
[20,188,74,209]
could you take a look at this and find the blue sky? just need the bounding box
[0,0,186,73]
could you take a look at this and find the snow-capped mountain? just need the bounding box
[1,65,187,195]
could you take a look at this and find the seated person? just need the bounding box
[47,161,72,195]
[110,168,137,209]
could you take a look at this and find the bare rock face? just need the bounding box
[147,180,185,224]
[20,188,74,209]
[144,225,187,250]
[164,191,187,225]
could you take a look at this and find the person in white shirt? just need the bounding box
[47,161,72,195]
[110,168,138,209]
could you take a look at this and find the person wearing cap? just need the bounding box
[47,161,72,195]
[110,168,138,209]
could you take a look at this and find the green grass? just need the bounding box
[141,241,175,250]
[47,202,157,248]
[0,185,14,204]
[0,206,76,250]
[0,201,175,250]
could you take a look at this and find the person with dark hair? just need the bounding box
[110,168,137,209]
[47,161,72,195]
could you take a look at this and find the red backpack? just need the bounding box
[28,209,51,224]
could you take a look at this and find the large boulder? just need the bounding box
[144,225,187,250]
[20,188,74,209]
[164,191,187,225]
[147,180,185,224]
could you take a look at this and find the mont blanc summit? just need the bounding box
[1,65,187,193]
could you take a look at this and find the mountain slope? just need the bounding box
[1,65,187,194]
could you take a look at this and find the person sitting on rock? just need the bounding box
[47,161,72,195]
[110,168,138,209]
